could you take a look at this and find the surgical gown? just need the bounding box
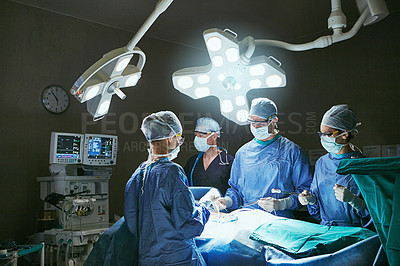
[307,151,371,227]
[184,150,234,195]
[124,157,210,265]
[226,135,313,218]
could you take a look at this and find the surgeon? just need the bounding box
[218,98,313,218]
[184,117,234,195]
[124,111,210,265]
[298,105,371,227]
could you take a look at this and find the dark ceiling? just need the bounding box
[9,0,400,51]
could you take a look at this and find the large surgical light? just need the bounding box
[172,0,388,125]
[172,28,286,125]
[70,0,174,121]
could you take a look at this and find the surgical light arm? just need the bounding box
[249,0,388,52]
[71,0,174,121]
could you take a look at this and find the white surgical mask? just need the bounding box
[168,144,180,161]
[194,134,216,152]
[320,134,348,154]
[250,124,271,140]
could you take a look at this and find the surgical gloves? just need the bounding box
[298,190,316,205]
[217,196,233,209]
[257,197,293,212]
[334,184,366,211]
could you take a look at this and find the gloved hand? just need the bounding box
[217,196,233,210]
[333,184,366,211]
[257,197,293,212]
[298,189,316,205]
[199,188,222,210]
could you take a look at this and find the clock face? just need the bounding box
[41,85,70,114]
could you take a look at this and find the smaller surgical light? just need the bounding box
[197,75,210,84]
[206,36,222,52]
[125,74,140,87]
[266,75,283,87]
[249,64,266,76]
[98,100,111,115]
[177,76,194,89]
[235,95,246,106]
[225,47,239,62]
[221,100,233,113]
[237,110,249,122]
[84,85,100,101]
[212,56,224,67]
[249,79,262,88]
[195,87,211,98]
[115,57,131,72]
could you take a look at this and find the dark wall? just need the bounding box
[1,1,399,242]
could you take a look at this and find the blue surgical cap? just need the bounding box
[195,117,221,137]
[249,98,278,121]
[321,104,360,132]
[141,111,182,141]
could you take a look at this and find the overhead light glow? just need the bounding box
[206,36,222,52]
[194,87,210,98]
[115,57,131,72]
[98,100,111,115]
[125,74,140,87]
[197,75,210,84]
[249,64,266,76]
[225,48,239,62]
[177,76,194,89]
[237,110,249,122]
[84,85,100,101]
[172,28,286,125]
[266,74,283,87]
[212,55,224,67]
[249,79,262,88]
[235,96,246,106]
[221,100,233,113]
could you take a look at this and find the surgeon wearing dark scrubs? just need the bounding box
[184,117,234,195]
[124,111,210,265]
[298,104,371,227]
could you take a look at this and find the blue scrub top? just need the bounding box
[226,135,313,218]
[123,158,210,265]
[184,149,234,195]
[308,151,371,227]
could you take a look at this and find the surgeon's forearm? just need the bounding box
[349,196,366,212]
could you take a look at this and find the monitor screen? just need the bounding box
[83,134,118,166]
[49,132,84,164]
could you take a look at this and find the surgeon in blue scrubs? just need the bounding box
[298,104,371,227]
[184,117,234,195]
[218,98,313,218]
[124,111,210,265]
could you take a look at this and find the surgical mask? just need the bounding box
[194,134,216,152]
[250,124,271,140]
[168,144,180,161]
[320,134,348,154]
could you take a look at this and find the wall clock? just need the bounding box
[41,85,70,114]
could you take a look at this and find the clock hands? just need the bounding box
[51,91,59,103]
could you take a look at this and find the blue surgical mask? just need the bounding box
[250,124,271,140]
[193,134,216,152]
[320,134,348,154]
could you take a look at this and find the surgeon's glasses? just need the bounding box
[247,119,270,127]
[176,133,185,145]
[317,130,339,137]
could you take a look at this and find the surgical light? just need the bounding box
[172,28,286,125]
[70,0,174,121]
[172,0,388,126]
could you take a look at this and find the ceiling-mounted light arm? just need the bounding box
[126,0,174,50]
[70,0,174,121]
[251,0,388,52]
